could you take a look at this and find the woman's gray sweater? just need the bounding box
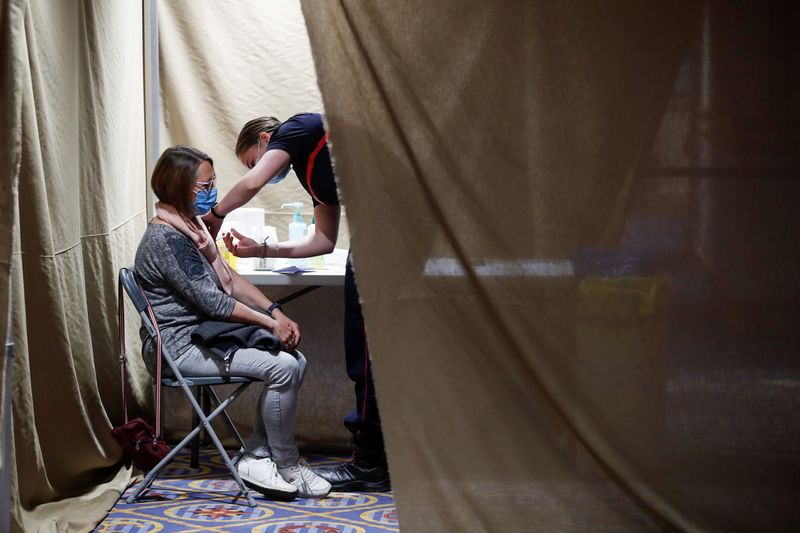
[134,223,235,373]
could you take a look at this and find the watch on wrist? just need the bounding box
[266,302,282,317]
[210,203,225,220]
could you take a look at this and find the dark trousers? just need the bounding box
[344,252,386,466]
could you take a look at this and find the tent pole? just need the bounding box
[143,0,159,218]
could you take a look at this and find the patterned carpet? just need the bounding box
[95,449,399,533]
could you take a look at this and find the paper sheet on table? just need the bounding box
[271,264,316,274]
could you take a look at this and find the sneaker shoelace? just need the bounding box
[293,458,313,493]
[245,456,283,486]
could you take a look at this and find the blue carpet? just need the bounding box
[95,449,399,532]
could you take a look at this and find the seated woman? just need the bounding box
[134,145,330,500]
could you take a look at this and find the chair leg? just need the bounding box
[202,412,257,508]
[206,386,249,460]
[186,381,257,507]
[126,438,187,504]
[191,385,200,469]
[127,381,257,507]
[201,387,211,446]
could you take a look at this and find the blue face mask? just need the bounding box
[194,187,217,216]
[268,165,291,185]
[256,137,291,185]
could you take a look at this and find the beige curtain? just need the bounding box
[302,1,800,531]
[1,0,149,530]
[158,0,349,246]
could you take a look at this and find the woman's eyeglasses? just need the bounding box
[194,175,216,193]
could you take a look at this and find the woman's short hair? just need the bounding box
[151,145,213,217]
[235,116,282,156]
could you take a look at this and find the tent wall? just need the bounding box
[1,0,148,530]
[302,1,800,531]
[157,0,349,246]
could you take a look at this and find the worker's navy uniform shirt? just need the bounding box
[267,113,339,207]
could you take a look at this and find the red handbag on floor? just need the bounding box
[112,280,171,471]
[111,417,171,471]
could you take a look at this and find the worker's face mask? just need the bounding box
[268,165,290,185]
[256,137,291,185]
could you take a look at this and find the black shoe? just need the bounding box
[315,461,391,492]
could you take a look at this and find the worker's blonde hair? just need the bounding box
[235,116,282,156]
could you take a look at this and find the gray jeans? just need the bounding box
[174,344,307,467]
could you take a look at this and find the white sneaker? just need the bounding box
[237,454,298,501]
[278,458,332,498]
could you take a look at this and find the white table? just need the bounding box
[237,248,347,304]
[237,266,345,287]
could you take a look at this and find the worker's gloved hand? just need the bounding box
[223,227,261,258]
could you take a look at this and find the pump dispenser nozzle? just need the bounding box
[281,202,304,222]
[280,203,307,246]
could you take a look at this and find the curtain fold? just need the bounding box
[302,1,800,531]
[0,0,24,527]
[1,0,149,530]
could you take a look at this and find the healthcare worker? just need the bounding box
[205,112,391,492]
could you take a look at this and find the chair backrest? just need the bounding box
[119,266,183,366]
[119,266,179,438]
[119,267,158,339]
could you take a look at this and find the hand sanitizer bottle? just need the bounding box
[281,203,307,267]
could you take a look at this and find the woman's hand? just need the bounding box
[223,228,261,258]
[279,311,301,348]
[272,311,301,352]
